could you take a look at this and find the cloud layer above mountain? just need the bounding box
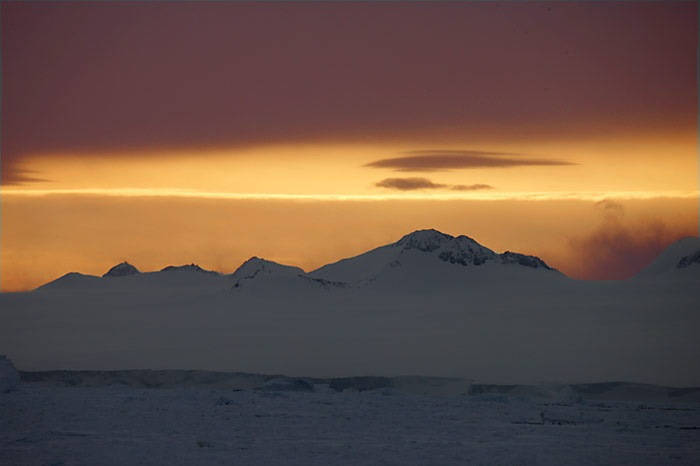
[365,151,574,172]
[374,177,494,191]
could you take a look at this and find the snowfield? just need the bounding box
[2,373,699,466]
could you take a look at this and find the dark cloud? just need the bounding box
[403,150,519,157]
[595,199,624,215]
[364,151,574,172]
[1,169,49,186]
[374,177,494,191]
[1,2,695,185]
[566,201,693,280]
[450,184,495,191]
[375,177,447,190]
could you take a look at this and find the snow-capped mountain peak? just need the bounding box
[394,229,550,269]
[102,262,141,278]
[395,229,458,252]
[396,229,496,265]
[310,229,555,285]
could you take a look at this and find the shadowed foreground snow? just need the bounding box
[2,381,699,466]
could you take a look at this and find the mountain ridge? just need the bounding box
[308,229,558,286]
[32,230,700,291]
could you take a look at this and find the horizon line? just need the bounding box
[2,187,699,202]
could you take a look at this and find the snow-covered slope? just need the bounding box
[634,237,700,280]
[33,230,566,294]
[36,263,230,294]
[4,382,699,466]
[309,229,560,289]
[228,257,351,294]
[230,257,305,287]
[34,272,104,292]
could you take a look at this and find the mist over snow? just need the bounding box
[1,230,699,386]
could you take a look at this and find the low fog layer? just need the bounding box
[1,230,698,386]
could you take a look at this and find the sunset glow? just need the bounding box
[1,1,697,291]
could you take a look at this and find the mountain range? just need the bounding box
[1,229,699,387]
[35,229,700,293]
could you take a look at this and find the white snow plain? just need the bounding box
[2,374,699,466]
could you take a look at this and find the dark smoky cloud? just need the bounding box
[402,150,520,157]
[374,177,494,191]
[1,169,49,186]
[567,200,693,280]
[364,151,574,172]
[375,177,447,190]
[595,199,625,215]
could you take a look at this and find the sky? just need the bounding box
[1,1,698,291]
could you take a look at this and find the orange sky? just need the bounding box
[2,133,697,291]
[1,2,698,291]
[5,133,698,198]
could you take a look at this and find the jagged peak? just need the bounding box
[499,251,552,270]
[102,262,140,278]
[393,229,553,270]
[395,229,455,251]
[396,229,487,250]
[677,250,700,269]
[395,229,496,264]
